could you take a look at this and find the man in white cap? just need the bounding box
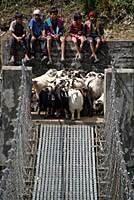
[29,9,47,61]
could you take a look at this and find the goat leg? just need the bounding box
[77,110,80,120]
[71,111,75,121]
[64,109,69,119]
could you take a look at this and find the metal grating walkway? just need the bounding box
[32,124,98,200]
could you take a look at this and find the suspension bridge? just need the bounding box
[0,41,134,200]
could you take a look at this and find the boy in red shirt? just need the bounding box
[85,11,105,63]
[69,13,86,60]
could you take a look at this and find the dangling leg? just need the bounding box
[40,38,48,62]
[10,36,16,63]
[47,36,52,63]
[80,36,86,52]
[89,39,97,59]
[23,37,30,60]
[72,36,81,58]
[95,37,101,53]
[60,36,65,62]
[93,37,101,63]
[31,38,37,58]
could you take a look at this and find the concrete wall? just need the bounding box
[104,68,134,168]
[0,66,32,165]
[2,40,134,76]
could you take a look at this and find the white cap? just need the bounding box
[33,9,41,15]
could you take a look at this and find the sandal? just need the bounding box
[61,59,65,64]
[75,54,81,61]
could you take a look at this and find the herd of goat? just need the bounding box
[31,69,104,120]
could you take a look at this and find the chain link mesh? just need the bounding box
[98,61,134,199]
[0,62,32,200]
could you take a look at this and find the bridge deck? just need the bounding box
[31,113,104,125]
[32,124,98,200]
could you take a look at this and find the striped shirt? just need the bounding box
[9,20,26,37]
[69,21,84,37]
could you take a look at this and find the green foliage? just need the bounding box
[0,0,55,11]
[95,0,134,17]
[73,0,134,21]
[74,0,96,14]
[0,0,134,20]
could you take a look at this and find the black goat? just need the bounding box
[38,85,70,118]
[38,87,50,117]
[81,87,94,117]
[53,86,69,118]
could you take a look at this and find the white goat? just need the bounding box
[32,72,56,99]
[68,89,83,120]
[85,71,98,87]
[86,71,97,78]
[87,73,104,100]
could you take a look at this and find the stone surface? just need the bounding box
[1,66,32,163]
[104,68,134,167]
[2,40,134,77]
[0,77,1,107]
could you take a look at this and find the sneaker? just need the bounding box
[30,56,35,61]
[25,57,30,61]
[94,57,99,63]
[78,55,82,61]
[10,58,15,64]
[89,54,94,60]
[47,60,53,65]
[41,55,48,62]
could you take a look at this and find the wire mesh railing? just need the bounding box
[98,61,134,199]
[0,61,33,200]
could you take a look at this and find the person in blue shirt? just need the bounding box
[29,9,47,61]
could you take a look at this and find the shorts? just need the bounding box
[87,36,101,41]
[47,35,65,40]
[72,35,85,42]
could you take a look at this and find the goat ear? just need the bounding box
[32,80,37,84]
[97,100,102,103]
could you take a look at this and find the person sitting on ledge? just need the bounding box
[84,11,105,63]
[9,13,29,64]
[29,9,47,62]
[45,7,65,65]
[69,13,86,61]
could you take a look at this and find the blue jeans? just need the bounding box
[29,35,47,57]
[10,35,29,56]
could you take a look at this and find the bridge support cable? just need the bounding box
[98,62,134,199]
[32,124,98,200]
